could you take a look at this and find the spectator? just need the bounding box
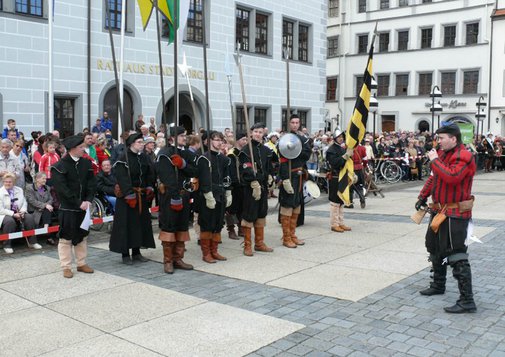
[91,118,105,134]
[7,128,18,144]
[1,172,40,254]
[148,117,157,132]
[25,172,57,245]
[96,159,117,212]
[101,111,113,131]
[154,137,166,156]
[110,131,130,165]
[2,119,19,139]
[10,139,30,189]
[134,114,145,132]
[39,141,60,186]
[84,132,98,161]
[0,139,22,185]
[140,124,154,141]
[95,135,110,168]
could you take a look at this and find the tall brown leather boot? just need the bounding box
[281,215,296,248]
[290,213,305,245]
[173,241,193,270]
[242,226,253,256]
[200,232,216,264]
[254,226,273,252]
[211,233,227,261]
[227,225,239,240]
[162,242,174,274]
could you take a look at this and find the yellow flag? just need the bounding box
[137,0,173,31]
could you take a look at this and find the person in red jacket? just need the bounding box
[415,123,477,314]
[39,141,60,186]
[350,144,367,209]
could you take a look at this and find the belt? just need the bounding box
[133,187,145,214]
[429,202,459,210]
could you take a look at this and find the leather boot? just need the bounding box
[162,242,174,274]
[173,241,193,270]
[254,226,273,252]
[444,260,477,313]
[337,205,352,231]
[242,226,253,256]
[237,225,245,237]
[290,213,305,245]
[211,233,227,261]
[420,257,446,296]
[200,232,216,264]
[227,225,239,240]
[330,204,344,233]
[281,214,296,248]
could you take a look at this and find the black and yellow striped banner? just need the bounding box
[337,39,375,205]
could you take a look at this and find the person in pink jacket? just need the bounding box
[39,141,60,186]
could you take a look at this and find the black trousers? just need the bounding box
[2,215,37,248]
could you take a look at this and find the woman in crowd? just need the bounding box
[25,171,57,245]
[11,138,30,189]
[0,172,40,254]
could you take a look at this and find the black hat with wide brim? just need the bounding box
[126,132,143,146]
[62,135,84,150]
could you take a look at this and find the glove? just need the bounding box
[415,197,427,211]
[146,186,155,201]
[282,180,294,194]
[170,154,187,169]
[204,191,216,209]
[251,180,261,201]
[170,198,183,212]
[225,190,233,208]
[342,148,354,160]
[124,193,137,209]
[267,175,274,187]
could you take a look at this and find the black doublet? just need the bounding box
[326,143,346,204]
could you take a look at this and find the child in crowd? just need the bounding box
[39,141,60,186]
[2,119,19,139]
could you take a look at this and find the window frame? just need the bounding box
[443,25,456,47]
[185,0,204,44]
[380,0,389,9]
[377,74,390,97]
[15,0,43,17]
[326,77,338,102]
[236,7,250,52]
[463,70,479,94]
[358,34,368,54]
[358,0,367,13]
[329,0,339,17]
[327,36,339,58]
[420,27,433,49]
[441,71,456,95]
[282,19,294,59]
[395,73,409,96]
[298,24,309,62]
[466,22,479,45]
[397,30,409,51]
[379,32,389,52]
[418,72,433,96]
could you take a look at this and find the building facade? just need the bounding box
[489,0,505,135]
[326,0,502,135]
[0,0,327,137]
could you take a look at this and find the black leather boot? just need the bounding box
[444,260,477,313]
[420,257,447,296]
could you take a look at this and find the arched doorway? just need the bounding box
[418,120,430,133]
[164,92,201,133]
[103,87,134,138]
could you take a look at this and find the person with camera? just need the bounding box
[109,133,156,265]
[0,172,40,253]
[415,124,477,314]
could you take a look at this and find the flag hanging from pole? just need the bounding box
[137,0,173,31]
[337,29,376,205]
[165,0,191,44]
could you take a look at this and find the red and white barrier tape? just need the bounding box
[0,206,160,242]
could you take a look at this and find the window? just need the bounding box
[418,73,432,95]
[421,28,432,49]
[329,0,339,17]
[326,77,338,101]
[54,98,75,139]
[441,72,456,95]
[444,25,456,47]
[377,75,390,97]
[255,13,268,54]
[380,0,389,9]
[358,0,367,13]
[236,8,250,51]
[281,109,307,131]
[397,30,409,51]
[186,0,204,44]
[422,0,432,2]
[379,32,389,52]
[328,36,339,58]
[298,24,309,62]
[15,0,42,16]
[395,74,409,96]
[356,75,364,96]
[358,34,368,54]
[399,0,409,6]
[466,22,479,45]
[282,20,294,59]
[463,70,479,94]
[105,0,124,30]
[254,108,268,124]
[236,106,247,133]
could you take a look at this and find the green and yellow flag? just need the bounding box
[137,0,173,31]
[337,31,375,205]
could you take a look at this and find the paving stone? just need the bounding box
[327,345,353,356]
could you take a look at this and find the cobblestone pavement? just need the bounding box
[1,173,505,356]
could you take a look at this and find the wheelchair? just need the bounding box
[90,193,114,231]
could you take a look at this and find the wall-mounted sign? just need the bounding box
[425,100,467,109]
